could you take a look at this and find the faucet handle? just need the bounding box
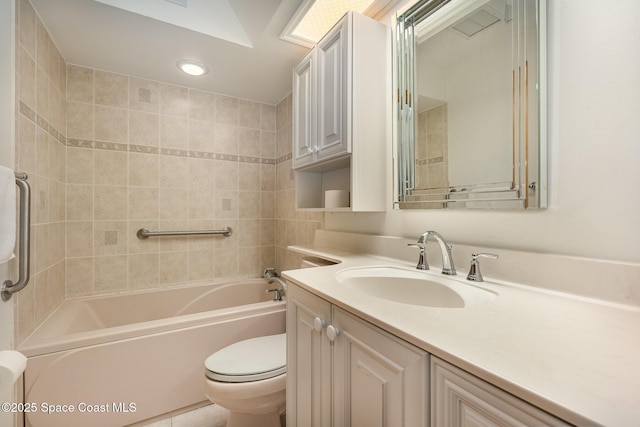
[407,243,429,270]
[466,253,498,282]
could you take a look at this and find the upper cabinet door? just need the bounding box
[293,49,316,169]
[316,17,350,163]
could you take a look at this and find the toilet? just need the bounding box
[204,333,286,427]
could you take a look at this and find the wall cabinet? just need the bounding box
[292,11,387,211]
[287,283,429,427]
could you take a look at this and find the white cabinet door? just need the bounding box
[287,284,429,427]
[316,16,350,163]
[293,49,316,169]
[332,307,429,427]
[286,284,332,427]
[431,357,568,427]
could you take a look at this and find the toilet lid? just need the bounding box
[205,333,286,383]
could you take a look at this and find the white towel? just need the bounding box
[0,166,16,265]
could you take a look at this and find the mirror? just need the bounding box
[395,0,546,209]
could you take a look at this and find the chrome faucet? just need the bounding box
[416,231,457,275]
[264,268,287,301]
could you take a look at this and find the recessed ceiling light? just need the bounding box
[177,59,209,76]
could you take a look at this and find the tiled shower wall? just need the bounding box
[64,65,278,297]
[274,94,324,271]
[15,0,67,342]
[12,0,322,344]
[416,104,449,189]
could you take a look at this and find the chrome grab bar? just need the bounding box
[2,173,31,301]
[136,227,233,239]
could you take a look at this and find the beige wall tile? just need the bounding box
[189,158,215,187]
[128,253,159,290]
[189,89,215,121]
[189,119,216,152]
[215,95,238,125]
[159,188,188,220]
[238,246,260,277]
[18,46,36,110]
[239,163,260,191]
[238,219,260,248]
[160,115,188,150]
[239,191,260,219]
[261,104,276,132]
[94,220,128,256]
[95,105,128,143]
[159,155,190,188]
[67,184,93,221]
[130,77,159,113]
[160,83,189,117]
[67,65,94,103]
[260,130,276,159]
[94,256,128,293]
[66,101,94,140]
[214,247,238,278]
[19,0,36,57]
[128,220,159,254]
[188,249,214,282]
[94,185,127,220]
[214,124,238,155]
[239,99,260,129]
[129,152,159,187]
[17,115,36,174]
[67,221,93,258]
[129,187,159,220]
[238,128,260,157]
[213,160,238,191]
[95,149,127,186]
[188,187,215,220]
[66,257,94,297]
[215,190,238,219]
[130,110,160,147]
[159,251,189,285]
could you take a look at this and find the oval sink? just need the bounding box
[335,266,497,308]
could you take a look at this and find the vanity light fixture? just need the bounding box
[176,59,209,76]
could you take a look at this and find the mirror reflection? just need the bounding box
[396,0,546,209]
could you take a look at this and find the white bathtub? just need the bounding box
[19,279,286,427]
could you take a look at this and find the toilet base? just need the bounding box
[226,410,282,427]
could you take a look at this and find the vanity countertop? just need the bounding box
[282,244,640,426]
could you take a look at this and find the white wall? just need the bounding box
[326,0,640,263]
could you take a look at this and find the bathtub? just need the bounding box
[19,279,286,427]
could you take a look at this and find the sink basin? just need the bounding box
[335,266,497,308]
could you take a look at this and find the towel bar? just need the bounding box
[2,173,31,301]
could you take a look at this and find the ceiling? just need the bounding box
[31,0,312,104]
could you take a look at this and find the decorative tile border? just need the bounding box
[416,156,445,166]
[20,101,67,145]
[20,101,287,166]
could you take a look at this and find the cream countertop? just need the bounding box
[282,244,640,427]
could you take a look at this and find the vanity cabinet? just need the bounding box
[431,357,567,426]
[292,11,387,211]
[287,283,429,427]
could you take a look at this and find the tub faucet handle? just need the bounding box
[266,288,283,302]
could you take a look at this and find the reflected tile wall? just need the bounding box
[416,104,449,189]
[14,0,67,343]
[65,65,278,298]
[274,94,324,272]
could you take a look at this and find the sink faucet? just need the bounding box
[417,231,457,276]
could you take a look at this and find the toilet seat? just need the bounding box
[205,333,286,383]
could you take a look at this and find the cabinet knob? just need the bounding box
[327,325,340,342]
[313,317,326,332]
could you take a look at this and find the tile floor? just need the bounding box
[141,405,229,427]
[140,404,286,427]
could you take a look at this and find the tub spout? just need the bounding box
[264,268,286,299]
